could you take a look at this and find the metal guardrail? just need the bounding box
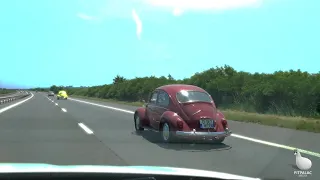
[0,91,31,105]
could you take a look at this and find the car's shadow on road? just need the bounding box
[132,131,232,152]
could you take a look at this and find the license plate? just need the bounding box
[200,119,214,129]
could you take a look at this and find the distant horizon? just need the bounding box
[2,65,319,89]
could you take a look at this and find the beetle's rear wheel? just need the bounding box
[161,122,176,143]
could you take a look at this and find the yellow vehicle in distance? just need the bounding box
[57,90,68,100]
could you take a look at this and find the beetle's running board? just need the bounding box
[142,126,160,133]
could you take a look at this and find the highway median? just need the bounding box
[70,95,320,133]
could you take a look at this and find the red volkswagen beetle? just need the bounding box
[134,84,231,143]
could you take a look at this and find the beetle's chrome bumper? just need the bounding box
[176,128,232,139]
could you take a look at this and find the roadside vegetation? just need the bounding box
[0,88,15,95]
[33,65,320,132]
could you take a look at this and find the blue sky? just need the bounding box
[0,0,319,88]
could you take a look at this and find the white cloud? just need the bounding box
[132,9,142,40]
[76,0,260,39]
[173,8,183,16]
[77,13,97,21]
[77,0,262,21]
[143,0,262,14]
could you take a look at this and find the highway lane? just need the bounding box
[0,92,318,180]
[52,95,319,180]
[0,93,127,165]
[56,94,320,153]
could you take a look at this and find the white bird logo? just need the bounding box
[294,149,312,170]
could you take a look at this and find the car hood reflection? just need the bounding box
[0,163,260,180]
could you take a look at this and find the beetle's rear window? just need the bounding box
[176,90,212,103]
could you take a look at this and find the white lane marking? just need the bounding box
[45,96,68,114]
[69,98,134,114]
[78,123,94,134]
[0,93,34,114]
[44,95,68,114]
[46,97,53,103]
[69,97,320,158]
[231,134,320,157]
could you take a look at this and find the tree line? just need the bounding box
[45,65,319,118]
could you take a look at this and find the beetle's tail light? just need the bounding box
[222,118,228,129]
[177,120,183,130]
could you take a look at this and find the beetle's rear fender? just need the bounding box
[160,111,191,131]
[216,111,228,130]
[134,107,149,126]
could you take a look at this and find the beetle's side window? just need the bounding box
[157,91,170,107]
[149,92,158,104]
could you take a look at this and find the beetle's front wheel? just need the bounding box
[134,115,144,133]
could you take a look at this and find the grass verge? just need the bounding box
[0,90,15,95]
[70,95,320,133]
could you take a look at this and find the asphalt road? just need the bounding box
[0,92,319,180]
